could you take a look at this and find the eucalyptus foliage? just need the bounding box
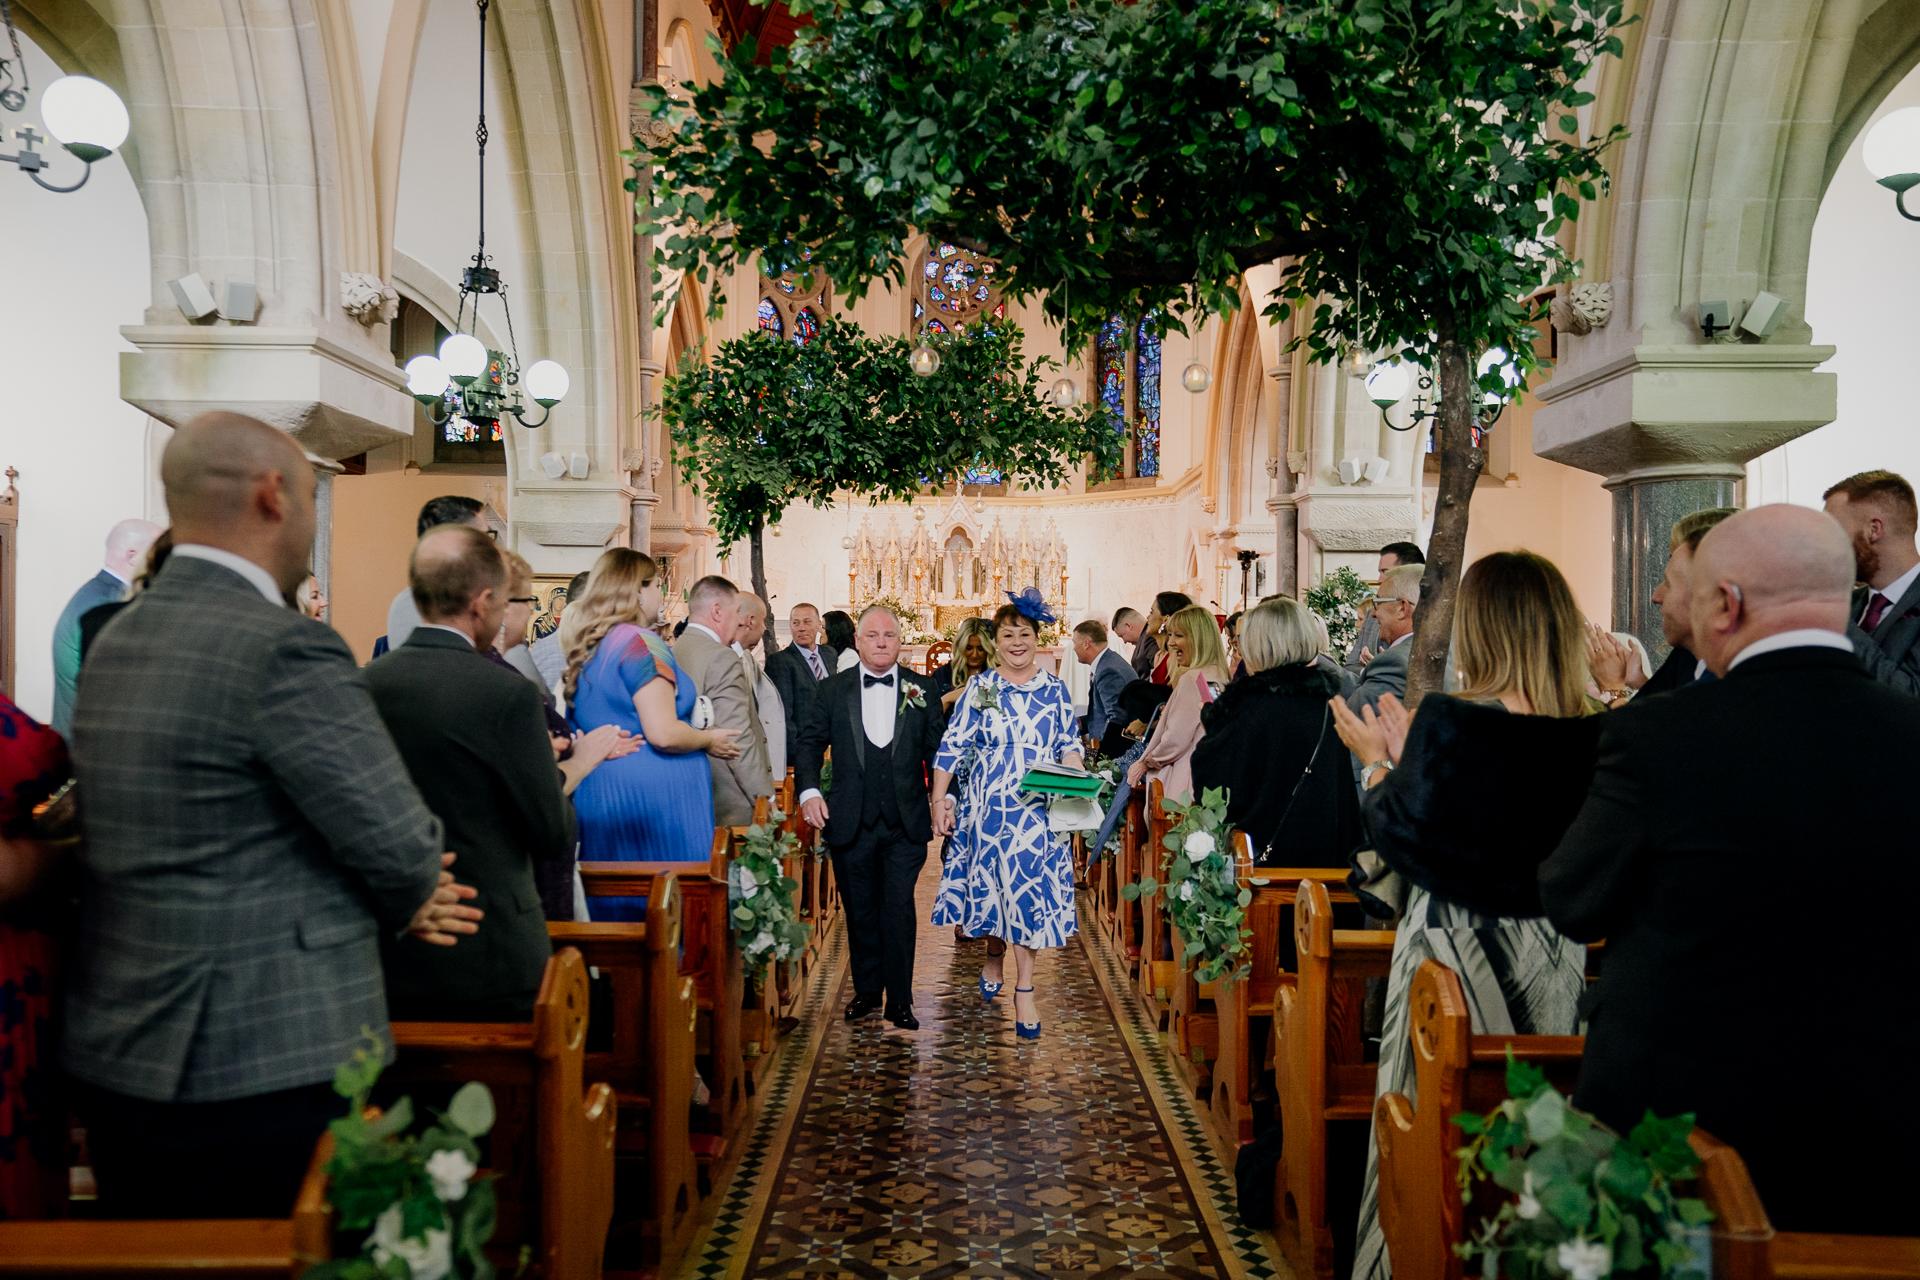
[637,0,1631,700]
[731,808,810,980]
[1120,786,1251,986]
[1454,1054,1714,1279]
[662,318,1124,607]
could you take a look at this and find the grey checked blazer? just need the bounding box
[64,555,445,1104]
[1848,576,1920,695]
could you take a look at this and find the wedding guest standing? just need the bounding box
[930,616,998,712]
[733,593,787,780]
[824,610,859,671]
[1072,619,1132,748]
[1113,606,1156,679]
[796,607,943,1029]
[766,602,838,768]
[1333,551,1598,1280]
[1126,605,1231,802]
[1636,508,1736,697]
[931,593,1084,1041]
[675,576,774,826]
[386,495,488,650]
[565,549,741,919]
[52,518,160,734]
[530,570,590,691]
[1342,542,1424,680]
[1824,469,1920,693]
[1143,592,1192,684]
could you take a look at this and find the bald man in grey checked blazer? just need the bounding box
[64,413,476,1220]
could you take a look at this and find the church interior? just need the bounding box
[3,0,1920,1275]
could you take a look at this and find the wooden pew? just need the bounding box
[546,868,697,1271]
[1273,878,1399,1280]
[1370,958,1584,1280]
[1135,780,1175,1026]
[1206,844,1363,1149]
[1690,1130,1920,1280]
[0,1138,334,1277]
[1108,784,1147,974]
[387,947,617,1280]
[579,828,747,1145]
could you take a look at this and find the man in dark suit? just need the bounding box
[1072,619,1132,749]
[1541,504,1920,1235]
[766,601,837,771]
[1823,469,1920,694]
[795,605,942,1030]
[1342,541,1424,679]
[51,518,159,734]
[1346,564,1420,783]
[365,524,577,1022]
[66,413,479,1220]
[1114,606,1157,679]
[1635,506,1739,697]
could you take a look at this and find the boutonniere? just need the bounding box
[898,682,927,714]
[971,680,1001,714]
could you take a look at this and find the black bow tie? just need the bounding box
[863,672,895,688]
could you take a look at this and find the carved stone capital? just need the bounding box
[1550,282,1613,336]
[340,272,399,327]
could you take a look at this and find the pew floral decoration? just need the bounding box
[1074,753,1124,858]
[305,1030,499,1280]
[1119,787,1253,986]
[1304,565,1373,653]
[1454,1052,1714,1279]
[732,809,810,982]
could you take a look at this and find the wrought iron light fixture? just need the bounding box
[404,0,567,431]
[1364,349,1517,443]
[0,8,129,194]
[1865,107,1920,221]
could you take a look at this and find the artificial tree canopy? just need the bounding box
[662,319,1127,548]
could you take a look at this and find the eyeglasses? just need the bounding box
[508,597,537,605]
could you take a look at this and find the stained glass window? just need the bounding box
[758,248,828,346]
[791,307,820,346]
[913,242,1003,334]
[756,297,783,337]
[1135,316,1162,478]
[962,461,1003,485]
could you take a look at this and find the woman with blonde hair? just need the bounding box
[565,548,742,918]
[1125,605,1232,802]
[929,616,997,711]
[1332,551,1599,1280]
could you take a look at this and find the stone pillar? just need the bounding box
[1605,465,1741,662]
[1266,354,1298,600]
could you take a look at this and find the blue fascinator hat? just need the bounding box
[1004,587,1056,627]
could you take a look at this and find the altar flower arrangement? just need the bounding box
[1453,1052,1714,1278]
[304,1032,499,1280]
[732,809,810,981]
[1120,786,1252,986]
[1305,565,1374,654]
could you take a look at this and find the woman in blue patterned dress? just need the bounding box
[931,595,1084,1039]
[564,548,742,920]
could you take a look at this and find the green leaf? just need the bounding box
[1524,1088,1566,1143]
[363,1095,414,1140]
[447,1082,495,1137]
[1106,80,1124,106]
[990,10,1016,22]
[733,906,756,924]
[1675,1197,1715,1227]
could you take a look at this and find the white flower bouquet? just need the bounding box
[1119,786,1252,986]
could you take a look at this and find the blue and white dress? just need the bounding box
[931,668,1080,950]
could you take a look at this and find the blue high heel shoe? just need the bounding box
[979,972,1003,1002]
[1014,987,1041,1039]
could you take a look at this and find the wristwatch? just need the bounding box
[1360,759,1395,789]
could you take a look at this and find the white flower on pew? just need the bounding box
[752,930,774,954]
[426,1148,476,1202]
[1177,881,1196,902]
[1556,1236,1611,1280]
[371,1204,452,1280]
[1183,830,1215,857]
[1515,1170,1540,1220]
[734,863,760,900]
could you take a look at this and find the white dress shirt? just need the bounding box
[686,620,726,646]
[1859,559,1920,628]
[1726,628,1854,671]
[735,640,788,778]
[797,643,829,680]
[797,662,898,806]
[173,545,285,606]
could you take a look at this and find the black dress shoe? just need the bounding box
[845,993,883,1021]
[886,1005,920,1031]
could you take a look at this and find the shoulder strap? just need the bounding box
[1263,704,1332,860]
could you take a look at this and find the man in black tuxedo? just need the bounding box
[1540,504,1920,1235]
[795,605,942,1030]
[1824,469,1920,694]
[1635,506,1737,697]
[767,602,838,770]
[365,524,578,1023]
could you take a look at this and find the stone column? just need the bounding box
[1606,465,1740,660]
[1266,358,1299,600]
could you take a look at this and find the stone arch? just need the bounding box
[1828,0,1920,189]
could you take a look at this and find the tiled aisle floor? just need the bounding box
[722,855,1268,1280]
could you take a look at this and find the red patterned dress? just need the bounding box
[0,696,71,1220]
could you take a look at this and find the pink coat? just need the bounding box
[1141,669,1219,804]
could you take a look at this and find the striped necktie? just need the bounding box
[805,647,827,680]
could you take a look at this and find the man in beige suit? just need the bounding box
[674,575,774,825]
[732,593,788,780]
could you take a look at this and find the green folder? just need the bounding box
[1020,764,1105,798]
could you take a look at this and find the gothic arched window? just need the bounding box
[758,248,829,345]
[911,241,1006,335]
[1090,312,1162,486]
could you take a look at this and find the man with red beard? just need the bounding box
[1824,469,1920,694]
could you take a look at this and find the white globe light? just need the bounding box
[909,343,942,377]
[1181,361,1212,394]
[523,359,570,406]
[1864,107,1920,180]
[439,333,489,384]
[1049,377,1079,409]
[39,76,130,161]
[1364,361,1411,408]
[1477,346,1521,404]
[404,355,450,402]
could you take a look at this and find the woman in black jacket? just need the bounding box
[1191,596,1360,866]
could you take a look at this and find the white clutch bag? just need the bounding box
[690,695,715,730]
[1047,795,1106,833]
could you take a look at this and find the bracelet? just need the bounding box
[1360,759,1395,788]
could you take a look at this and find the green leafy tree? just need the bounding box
[638,0,1629,699]
[662,318,1125,617]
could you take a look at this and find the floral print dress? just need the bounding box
[931,669,1080,950]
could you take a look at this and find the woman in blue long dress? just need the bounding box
[930,596,1084,1039]
[564,548,742,920]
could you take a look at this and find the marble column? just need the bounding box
[1605,465,1740,663]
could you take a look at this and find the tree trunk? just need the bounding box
[1405,325,1484,706]
[749,512,777,658]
